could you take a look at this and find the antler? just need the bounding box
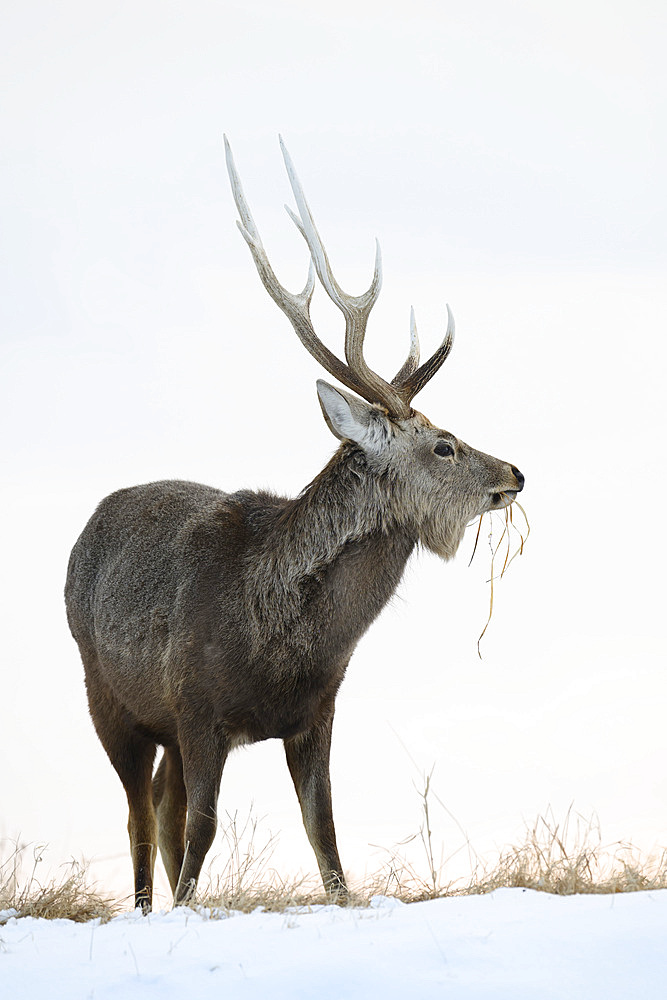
[224,135,454,417]
[393,304,455,400]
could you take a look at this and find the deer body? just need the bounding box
[65,139,524,911]
[68,467,414,746]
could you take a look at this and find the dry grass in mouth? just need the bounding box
[469,498,530,657]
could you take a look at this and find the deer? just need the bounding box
[64,136,525,913]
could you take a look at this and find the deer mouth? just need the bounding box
[490,490,517,509]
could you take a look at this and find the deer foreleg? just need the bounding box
[173,729,228,906]
[284,712,347,902]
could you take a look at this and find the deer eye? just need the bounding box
[434,441,454,458]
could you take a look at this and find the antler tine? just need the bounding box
[226,136,454,417]
[279,136,410,417]
[224,134,262,244]
[224,136,368,395]
[391,306,421,385]
[397,304,455,403]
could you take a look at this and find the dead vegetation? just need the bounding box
[5,790,666,922]
[470,499,531,656]
[464,807,667,897]
[0,842,117,924]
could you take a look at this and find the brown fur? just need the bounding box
[67,118,525,917]
[65,408,523,911]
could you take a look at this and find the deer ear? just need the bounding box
[316,380,389,453]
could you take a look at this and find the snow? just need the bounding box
[2,890,666,999]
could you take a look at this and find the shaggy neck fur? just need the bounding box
[246,445,417,643]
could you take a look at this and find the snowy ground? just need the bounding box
[2,889,666,999]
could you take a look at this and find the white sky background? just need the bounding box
[2,0,666,902]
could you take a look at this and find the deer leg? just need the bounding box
[173,729,228,906]
[105,738,157,911]
[284,712,347,902]
[83,658,157,912]
[124,748,159,913]
[152,746,187,895]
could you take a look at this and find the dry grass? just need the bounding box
[464,807,667,897]
[188,811,428,913]
[193,811,327,914]
[190,796,667,914]
[470,499,530,657]
[0,841,117,924]
[4,793,667,921]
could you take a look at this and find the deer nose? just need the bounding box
[511,466,525,491]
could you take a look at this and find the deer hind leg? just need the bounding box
[107,737,158,912]
[83,658,158,912]
[123,742,159,913]
[284,711,347,902]
[152,746,187,895]
[173,726,228,906]
[83,656,157,913]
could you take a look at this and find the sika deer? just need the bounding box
[65,137,524,912]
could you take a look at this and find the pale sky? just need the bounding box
[2,0,666,903]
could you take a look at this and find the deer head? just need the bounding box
[224,136,524,561]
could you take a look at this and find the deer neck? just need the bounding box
[250,446,417,644]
